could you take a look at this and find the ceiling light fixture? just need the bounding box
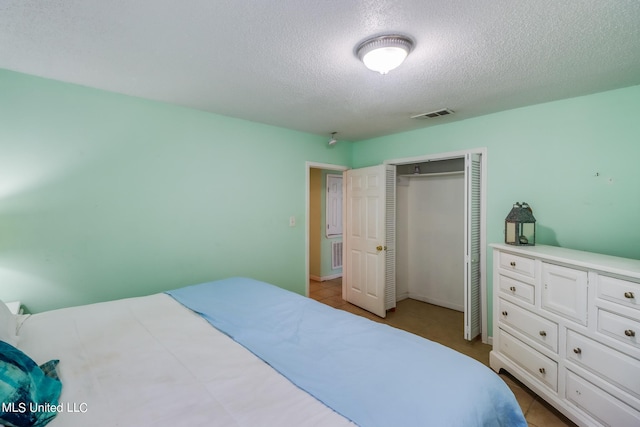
[356,34,414,74]
[328,132,338,146]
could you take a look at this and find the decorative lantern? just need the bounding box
[505,202,536,246]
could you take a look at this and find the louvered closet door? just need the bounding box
[384,166,396,311]
[464,153,482,341]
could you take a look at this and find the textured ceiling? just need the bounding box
[1,0,639,141]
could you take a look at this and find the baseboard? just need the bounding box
[396,291,410,301]
[310,273,342,282]
[408,293,464,312]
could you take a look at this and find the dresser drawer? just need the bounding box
[498,275,535,305]
[499,252,535,278]
[499,299,558,352]
[499,329,557,391]
[598,275,640,311]
[566,370,640,425]
[567,330,640,400]
[598,309,640,350]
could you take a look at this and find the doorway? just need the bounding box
[395,158,465,310]
[385,148,487,343]
[305,162,348,297]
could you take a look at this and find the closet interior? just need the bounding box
[395,158,466,312]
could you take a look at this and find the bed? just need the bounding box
[1,277,526,427]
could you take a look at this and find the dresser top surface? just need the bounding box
[490,243,640,279]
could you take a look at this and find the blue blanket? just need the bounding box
[167,277,526,427]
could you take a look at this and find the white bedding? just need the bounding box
[15,293,355,427]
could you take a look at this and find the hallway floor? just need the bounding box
[309,278,576,427]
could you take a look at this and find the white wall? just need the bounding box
[396,181,410,299]
[397,173,465,311]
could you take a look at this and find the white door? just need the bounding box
[344,165,395,318]
[464,153,482,340]
[326,174,343,237]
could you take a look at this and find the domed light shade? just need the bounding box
[356,35,414,74]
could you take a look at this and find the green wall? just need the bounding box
[2,66,638,336]
[351,84,640,335]
[0,69,350,313]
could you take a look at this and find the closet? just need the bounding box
[343,150,484,341]
[395,159,465,311]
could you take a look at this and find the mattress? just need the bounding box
[3,277,526,427]
[168,277,527,427]
[12,292,355,427]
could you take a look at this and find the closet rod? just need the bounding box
[399,171,464,178]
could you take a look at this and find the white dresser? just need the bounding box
[490,244,640,427]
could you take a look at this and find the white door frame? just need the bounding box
[305,161,349,297]
[384,148,488,344]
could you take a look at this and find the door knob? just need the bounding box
[376,245,387,252]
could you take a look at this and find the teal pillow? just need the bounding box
[0,340,62,427]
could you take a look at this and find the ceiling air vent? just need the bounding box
[411,108,454,119]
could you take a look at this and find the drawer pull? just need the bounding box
[539,331,547,337]
[624,291,635,299]
[509,286,516,292]
[501,311,508,316]
[510,261,516,267]
[539,368,546,374]
[625,329,636,337]
[573,348,582,354]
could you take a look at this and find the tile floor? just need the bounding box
[309,278,577,427]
